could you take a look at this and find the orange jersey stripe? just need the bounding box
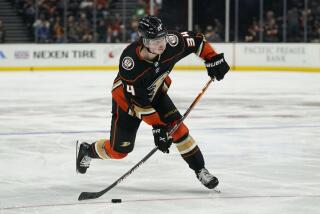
[112,83,165,126]
[164,76,172,86]
[171,122,189,142]
[199,42,218,61]
[112,86,129,112]
[142,112,166,126]
[105,140,127,159]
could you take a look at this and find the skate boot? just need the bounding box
[196,168,219,189]
[76,141,92,174]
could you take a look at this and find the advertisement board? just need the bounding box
[0,43,319,72]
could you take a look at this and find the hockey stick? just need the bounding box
[78,78,214,201]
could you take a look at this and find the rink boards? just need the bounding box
[0,43,319,72]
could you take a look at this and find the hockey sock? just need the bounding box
[89,139,109,159]
[175,135,205,172]
[90,139,128,159]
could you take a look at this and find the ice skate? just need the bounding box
[76,141,92,174]
[196,168,219,189]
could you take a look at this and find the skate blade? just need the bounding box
[76,140,80,174]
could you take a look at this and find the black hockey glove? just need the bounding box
[152,125,173,153]
[205,53,230,81]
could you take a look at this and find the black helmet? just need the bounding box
[138,16,167,39]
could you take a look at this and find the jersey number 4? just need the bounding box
[181,32,195,47]
[126,85,136,96]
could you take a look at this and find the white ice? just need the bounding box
[0,71,319,214]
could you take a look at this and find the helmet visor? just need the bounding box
[143,36,167,47]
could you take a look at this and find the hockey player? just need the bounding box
[77,16,229,189]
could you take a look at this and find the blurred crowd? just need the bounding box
[191,0,320,43]
[244,0,320,42]
[9,0,320,43]
[14,0,111,43]
[0,19,5,43]
[11,0,161,43]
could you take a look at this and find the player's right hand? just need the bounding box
[152,125,173,153]
[205,53,230,81]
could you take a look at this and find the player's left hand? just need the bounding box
[205,53,230,81]
[152,125,173,153]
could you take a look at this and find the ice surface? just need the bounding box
[0,71,319,214]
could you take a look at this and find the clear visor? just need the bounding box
[143,36,167,47]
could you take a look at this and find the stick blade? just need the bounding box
[78,192,101,201]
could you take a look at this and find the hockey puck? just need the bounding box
[111,199,122,203]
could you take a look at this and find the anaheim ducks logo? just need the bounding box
[122,56,135,70]
[147,72,169,101]
[167,34,179,47]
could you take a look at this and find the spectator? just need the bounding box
[155,0,162,9]
[80,0,94,16]
[67,15,80,42]
[80,0,93,10]
[96,0,109,8]
[265,10,275,23]
[35,20,51,43]
[82,30,93,43]
[193,24,202,34]
[311,27,320,42]
[213,18,224,39]
[96,20,107,42]
[310,19,320,42]
[134,0,147,17]
[24,0,35,29]
[0,19,5,43]
[205,25,222,42]
[68,0,79,15]
[264,18,279,42]
[315,1,320,17]
[96,1,109,20]
[52,16,64,43]
[145,0,159,15]
[107,13,122,43]
[244,19,261,42]
[287,7,300,42]
[78,13,91,35]
[129,16,139,42]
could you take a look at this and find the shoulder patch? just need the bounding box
[122,56,135,70]
[167,34,179,47]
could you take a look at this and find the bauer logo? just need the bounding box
[0,51,6,59]
[14,51,30,59]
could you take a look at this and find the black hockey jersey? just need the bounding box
[112,30,217,126]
